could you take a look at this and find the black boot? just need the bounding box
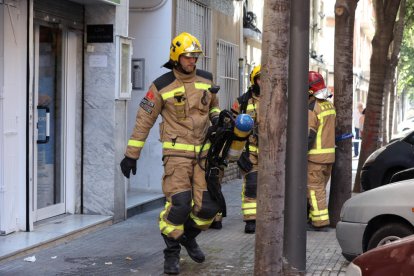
[244,220,256,234]
[209,220,222,230]
[162,234,181,275]
[180,224,205,263]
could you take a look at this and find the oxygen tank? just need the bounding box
[227,114,254,161]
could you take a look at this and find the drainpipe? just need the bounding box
[0,2,5,235]
[239,58,244,96]
[284,0,310,273]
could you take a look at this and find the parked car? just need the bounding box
[336,179,414,262]
[346,234,414,276]
[360,130,414,191]
[397,117,414,133]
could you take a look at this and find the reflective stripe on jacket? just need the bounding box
[125,68,220,159]
[308,98,336,163]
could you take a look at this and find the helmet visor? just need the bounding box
[181,52,201,58]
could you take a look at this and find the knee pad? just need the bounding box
[244,171,257,198]
[196,191,220,219]
[166,191,192,224]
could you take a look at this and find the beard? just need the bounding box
[177,63,195,74]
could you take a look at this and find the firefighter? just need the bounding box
[231,64,261,234]
[307,71,336,231]
[120,32,221,275]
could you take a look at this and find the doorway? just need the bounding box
[31,21,81,222]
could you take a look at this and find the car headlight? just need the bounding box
[364,146,386,164]
[345,262,362,276]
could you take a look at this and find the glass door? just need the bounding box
[33,24,65,221]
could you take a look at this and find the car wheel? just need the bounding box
[367,223,414,251]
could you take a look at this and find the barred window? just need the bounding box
[176,0,212,71]
[216,39,239,109]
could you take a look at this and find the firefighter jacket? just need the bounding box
[125,68,221,160]
[308,97,336,164]
[231,89,260,157]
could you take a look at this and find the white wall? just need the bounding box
[128,1,172,192]
[0,1,28,234]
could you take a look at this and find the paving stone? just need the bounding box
[0,179,349,275]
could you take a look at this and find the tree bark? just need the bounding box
[354,0,401,192]
[389,0,406,139]
[329,0,358,227]
[382,0,406,144]
[254,0,290,275]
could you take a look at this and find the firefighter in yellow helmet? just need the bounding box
[307,71,336,231]
[230,64,261,234]
[120,32,221,274]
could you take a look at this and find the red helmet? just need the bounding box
[308,71,331,99]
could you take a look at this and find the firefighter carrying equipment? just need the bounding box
[308,71,332,100]
[198,110,254,217]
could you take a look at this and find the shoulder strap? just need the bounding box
[308,99,317,111]
[237,90,252,114]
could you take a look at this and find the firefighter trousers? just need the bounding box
[307,161,333,227]
[241,157,258,221]
[159,156,220,240]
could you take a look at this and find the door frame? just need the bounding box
[29,22,78,225]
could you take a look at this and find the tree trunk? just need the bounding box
[254,0,290,275]
[354,0,401,192]
[382,78,390,145]
[389,79,396,137]
[329,0,358,227]
[382,0,406,144]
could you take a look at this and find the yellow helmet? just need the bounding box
[250,65,261,85]
[169,32,203,63]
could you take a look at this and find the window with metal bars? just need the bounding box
[216,39,239,109]
[176,0,211,71]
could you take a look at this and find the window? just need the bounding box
[176,0,211,71]
[217,39,239,109]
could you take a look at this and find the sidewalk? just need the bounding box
[0,179,349,275]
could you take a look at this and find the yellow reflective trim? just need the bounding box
[317,109,336,119]
[249,145,258,153]
[309,190,329,222]
[195,143,211,152]
[163,142,211,153]
[310,208,328,216]
[309,214,330,221]
[159,202,184,235]
[243,209,257,215]
[195,83,211,90]
[310,190,319,213]
[209,107,221,114]
[246,103,257,111]
[242,202,257,209]
[128,140,145,148]
[309,148,335,154]
[161,86,185,100]
[190,212,214,226]
[310,107,336,154]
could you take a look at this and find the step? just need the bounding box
[0,214,112,263]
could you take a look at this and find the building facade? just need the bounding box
[0,0,249,237]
